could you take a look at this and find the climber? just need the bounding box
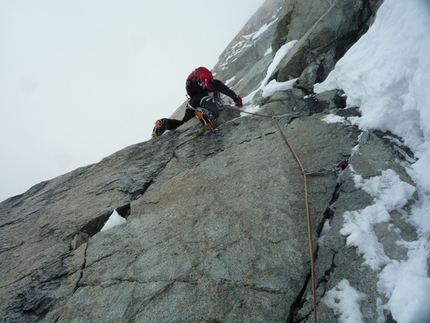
[152,66,243,138]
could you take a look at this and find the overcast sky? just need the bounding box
[0,0,266,202]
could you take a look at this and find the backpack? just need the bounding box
[186,67,213,96]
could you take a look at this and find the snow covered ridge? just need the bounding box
[317,0,430,321]
[315,0,430,192]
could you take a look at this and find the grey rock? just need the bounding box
[0,0,421,322]
[272,0,384,84]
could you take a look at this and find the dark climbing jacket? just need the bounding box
[186,67,240,107]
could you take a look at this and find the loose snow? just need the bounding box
[314,0,430,322]
[341,170,416,271]
[324,279,367,323]
[322,114,349,125]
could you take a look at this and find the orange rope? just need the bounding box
[232,106,318,322]
[273,118,318,323]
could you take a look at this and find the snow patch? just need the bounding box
[324,279,367,323]
[264,47,272,56]
[243,40,298,106]
[241,104,261,117]
[262,78,297,98]
[225,76,235,86]
[378,239,430,323]
[101,210,127,232]
[252,18,278,40]
[340,169,415,270]
[322,114,349,125]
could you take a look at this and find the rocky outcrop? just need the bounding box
[2,0,419,322]
[0,138,176,323]
[212,0,286,97]
[272,0,384,92]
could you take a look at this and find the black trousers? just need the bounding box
[164,93,220,131]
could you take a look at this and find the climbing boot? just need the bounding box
[195,108,214,131]
[152,118,168,138]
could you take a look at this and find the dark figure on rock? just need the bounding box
[152,67,243,137]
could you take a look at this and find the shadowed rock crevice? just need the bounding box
[116,203,131,219]
[374,130,416,163]
[286,271,312,323]
[80,212,111,238]
[286,161,347,323]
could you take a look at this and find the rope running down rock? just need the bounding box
[229,105,318,323]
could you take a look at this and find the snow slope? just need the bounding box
[315,0,430,322]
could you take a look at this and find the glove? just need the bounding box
[234,95,243,107]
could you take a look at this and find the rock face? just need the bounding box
[2,0,419,322]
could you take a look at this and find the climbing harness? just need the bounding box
[230,105,319,323]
